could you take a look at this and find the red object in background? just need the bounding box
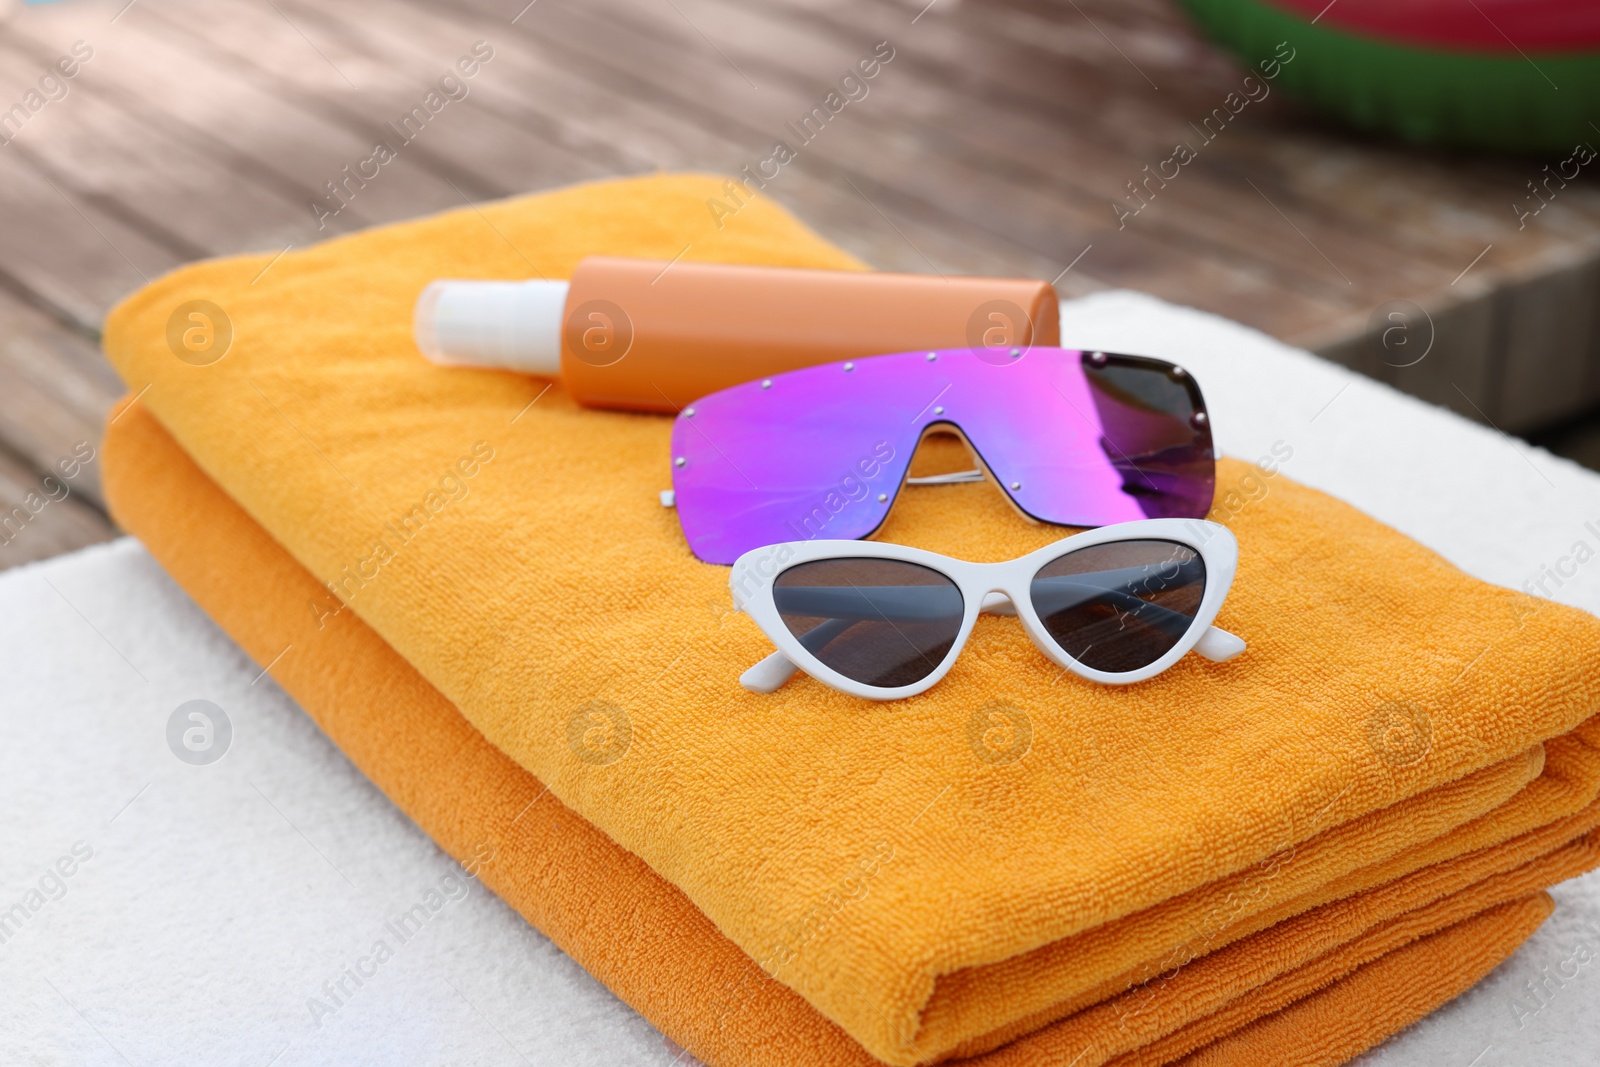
[1265,0,1600,52]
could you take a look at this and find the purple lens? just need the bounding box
[671,348,1213,564]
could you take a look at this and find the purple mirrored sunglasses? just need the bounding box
[669,347,1215,565]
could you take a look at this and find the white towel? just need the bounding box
[1,292,1595,1066]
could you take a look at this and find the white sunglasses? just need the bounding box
[729,519,1245,700]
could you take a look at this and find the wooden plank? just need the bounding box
[1394,293,1501,425]
[0,288,122,507]
[538,0,1328,280]
[1497,256,1600,429]
[0,439,117,571]
[1300,246,1600,432]
[763,0,1600,293]
[171,0,1086,281]
[154,0,646,198]
[1308,295,1499,425]
[732,0,1600,289]
[67,16,467,233]
[127,0,596,202]
[149,0,925,274]
[1532,410,1600,471]
[387,0,1075,278]
[9,1,496,237]
[0,37,309,261]
[0,145,183,333]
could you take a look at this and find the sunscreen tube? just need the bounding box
[415,256,1060,413]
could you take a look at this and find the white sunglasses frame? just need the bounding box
[728,518,1245,700]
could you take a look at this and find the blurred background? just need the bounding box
[2,0,1598,569]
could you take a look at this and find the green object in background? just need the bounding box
[1177,0,1600,154]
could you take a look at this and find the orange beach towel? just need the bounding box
[104,400,1585,1067]
[99,174,1600,1063]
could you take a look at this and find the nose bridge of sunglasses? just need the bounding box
[904,422,978,479]
[898,422,1042,528]
[978,590,1018,615]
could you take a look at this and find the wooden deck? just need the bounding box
[4,0,1600,568]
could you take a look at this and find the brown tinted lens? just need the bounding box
[773,558,964,689]
[1030,540,1204,674]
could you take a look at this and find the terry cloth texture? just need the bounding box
[101,174,1600,1065]
[105,394,1595,1067]
[1167,894,1554,1067]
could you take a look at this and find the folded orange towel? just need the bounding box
[103,401,1589,1067]
[101,173,1600,1064]
[1163,893,1553,1067]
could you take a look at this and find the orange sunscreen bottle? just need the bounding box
[414,256,1060,413]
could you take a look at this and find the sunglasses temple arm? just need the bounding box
[1194,626,1246,662]
[740,649,800,694]
[740,615,859,694]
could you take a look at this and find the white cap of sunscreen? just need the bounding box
[413,279,570,377]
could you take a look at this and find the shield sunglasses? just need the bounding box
[729,520,1245,700]
[670,347,1215,565]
